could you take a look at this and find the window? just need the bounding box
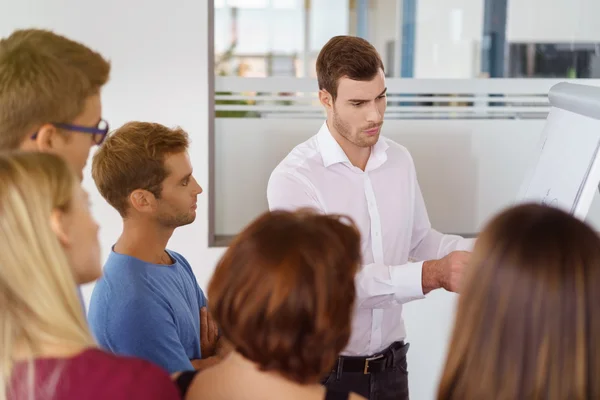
[209,0,600,246]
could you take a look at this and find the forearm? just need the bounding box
[190,356,220,371]
[191,337,232,371]
[413,230,473,294]
[422,259,443,294]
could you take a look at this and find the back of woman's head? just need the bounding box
[0,152,94,400]
[438,203,600,400]
[209,209,362,384]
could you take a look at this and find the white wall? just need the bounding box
[215,118,551,236]
[0,0,224,295]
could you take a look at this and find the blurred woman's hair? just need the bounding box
[0,152,95,400]
[208,209,362,384]
[438,203,600,400]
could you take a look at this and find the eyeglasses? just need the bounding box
[31,119,110,145]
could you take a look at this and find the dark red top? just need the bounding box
[9,348,180,400]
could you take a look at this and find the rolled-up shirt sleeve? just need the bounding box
[356,261,425,307]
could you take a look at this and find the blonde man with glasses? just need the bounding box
[0,28,111,180]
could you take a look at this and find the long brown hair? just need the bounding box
[438,204,600,400]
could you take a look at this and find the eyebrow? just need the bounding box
[179,172,192,184]
[348,87,387,103]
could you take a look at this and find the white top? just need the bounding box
[267,122,474,356]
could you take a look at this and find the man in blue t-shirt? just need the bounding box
[88,121,220,373]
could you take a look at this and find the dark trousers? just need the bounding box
[322,342,410,400]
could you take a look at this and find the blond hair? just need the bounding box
[0,152,96,400]
[92,121,189,217]
[0,29,111,149]
[438,204,600,399]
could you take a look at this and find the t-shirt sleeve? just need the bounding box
[174,252,208,310]
[106,296,194,374]
[196,285,208,309]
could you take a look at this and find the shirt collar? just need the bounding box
[317,121,389,170]
[317,122,350,167]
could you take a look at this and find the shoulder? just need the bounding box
[89,254,152,321]
[167,250,198,280]
[167,250,191,267]
[185,365,222,399]
[167,250,204,291]
[90,267,155,306]
[77,348,151,369]
[76,349,179,399]
[90,277,171,324]
[270,134,322,178]
[268,141,324,195]
[379,136,417,172]
[380,136,414,161]
[98,251,152,285]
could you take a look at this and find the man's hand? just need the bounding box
[170,371,182,380]
[422,251,471,294]
[200,307,218,358]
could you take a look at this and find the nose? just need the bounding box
[192,176,203,195]
[366,102,383,124]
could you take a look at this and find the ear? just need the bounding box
[319,89,334,111]
[35,124,65,152]
[50,208,71,247]
[129,189,157,214]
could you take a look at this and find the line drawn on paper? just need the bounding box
[541,188,558,207]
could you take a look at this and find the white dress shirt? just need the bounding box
[267,122,474,356]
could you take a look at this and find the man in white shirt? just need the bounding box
[266,36,474,400]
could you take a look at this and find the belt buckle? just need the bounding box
[363,354,384,374]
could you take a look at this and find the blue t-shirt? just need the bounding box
[88,249,207,373]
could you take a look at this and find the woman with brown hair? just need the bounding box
[437,203,600,400]
[186,210,366,400]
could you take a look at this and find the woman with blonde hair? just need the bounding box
[437,203,600,400]
[186,210,366,400]
[0,152,180,400]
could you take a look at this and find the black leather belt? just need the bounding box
[331,341,406,375]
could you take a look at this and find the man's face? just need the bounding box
[60,94,103,177]
[154,151,203,228]
[23,94,103,180]
[326,69,387,149]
